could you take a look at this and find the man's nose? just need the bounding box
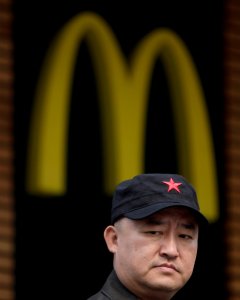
[159,234,179,258]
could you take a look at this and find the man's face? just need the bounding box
[105,206,199,299]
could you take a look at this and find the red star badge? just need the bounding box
[162,178,182,193]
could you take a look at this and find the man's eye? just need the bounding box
[147,231,162,235]
[179,234,193,240]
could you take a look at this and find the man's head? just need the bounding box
[104,173,208,299]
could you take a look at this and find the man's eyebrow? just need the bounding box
[180,222,197,230]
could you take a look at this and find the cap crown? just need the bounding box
[111,173,204,224]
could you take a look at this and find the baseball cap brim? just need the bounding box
[123,201,209,227]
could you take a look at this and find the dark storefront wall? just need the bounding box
[13,1,225,299]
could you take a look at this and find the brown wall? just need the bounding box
[0,0,15,299]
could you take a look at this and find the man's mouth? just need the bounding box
[157,263,179,273]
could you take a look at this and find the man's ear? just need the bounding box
[104,225,118,253]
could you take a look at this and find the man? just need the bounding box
[87,173,208,300]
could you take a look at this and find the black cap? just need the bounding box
[111,173,208,225]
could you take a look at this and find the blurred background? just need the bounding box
[0,0,240,299]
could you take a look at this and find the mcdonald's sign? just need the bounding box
[26,12,219,222]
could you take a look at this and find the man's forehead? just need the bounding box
[146,206,199,223]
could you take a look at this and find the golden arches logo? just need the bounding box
[26,12,218,222]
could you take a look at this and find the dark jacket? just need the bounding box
[87,270,137,300]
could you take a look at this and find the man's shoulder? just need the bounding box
[87,291,110,300]
[86,270,137,300]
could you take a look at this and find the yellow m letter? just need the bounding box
[26,12,218,222]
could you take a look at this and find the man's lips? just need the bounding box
[156,263,180,273]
